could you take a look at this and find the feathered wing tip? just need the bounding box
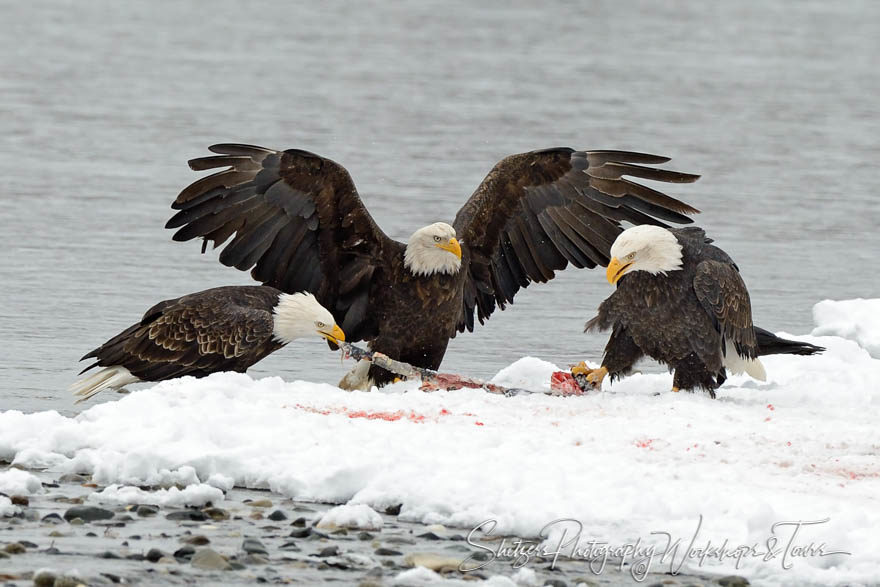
[754,327,825,357]
[69,366,140,404]
[584,315,604,333]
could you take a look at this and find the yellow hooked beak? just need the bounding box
[606,257,633,284]
[435,237,462,259]
[318,324,346,344]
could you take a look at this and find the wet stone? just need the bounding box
[289,527,311,538]
[10,495,29,506]
[291,516,307,527]
[384,504,402,516]
[0,551,8,559]
[244,553,269,565]
[174,545,196,559]
[100,572,123,584]
[718,577,750,587]
[317,545,340,557]
[279,541,300,551]
[58,473,90,483]
[247,498,273,508]
[203,507,230,521]
[136,505,158,517]
[54,577,86,587]
[358,531,375,541]
[375,547,402,556]
[145,548,167,563]
[19,540,37,548]
[242,537,269,555]
[166,509,207,521]
[100,550,122,559]
[191,548,232,571]
[267,509,287,521]
[417,531,445,541]
[33,570,57,587]
[63,505,114,522]
[4,542,26,554]
[184,535,211,545]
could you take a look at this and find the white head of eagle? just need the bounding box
[273,292,345,345]
[404,222,463,277]
[607,225,684,284]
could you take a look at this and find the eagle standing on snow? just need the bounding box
[579,225,823,397]
[70,286,344,403]
[167,144,701,389]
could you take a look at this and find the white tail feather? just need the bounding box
[69,366,140,404]
[722,338,767,382]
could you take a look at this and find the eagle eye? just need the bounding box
[433,235,442,242]
[316,321,326,328]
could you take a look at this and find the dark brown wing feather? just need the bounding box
[693,260,758,359]
[453,148,700,331]
[79,286,283,380]
[167,144,401,341]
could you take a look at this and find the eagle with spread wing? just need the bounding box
[167,144,700,388]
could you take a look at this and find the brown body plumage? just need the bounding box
[167,144,701,386]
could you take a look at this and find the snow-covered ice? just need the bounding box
[1,299,879,585]
[88,483,224,508]
[317,503,384,530]
[812,298,880,358]
[0,467,42,495]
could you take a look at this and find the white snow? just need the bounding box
[88,483,224,508]
[0,467,43,495]
[812,298,880,358]
[1,300,879,586]
[0,495,20,517]
[317,503,384,530]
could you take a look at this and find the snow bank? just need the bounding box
[0,468,42,495]
[317,503,384,530]
[812,298,880,358]
[1,300,879,585]
[88,483,223,508]
[0,495,19,517]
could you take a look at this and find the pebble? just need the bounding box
[4,542,26,554]
[416,531,444,541]
[403,552,463,571]
[384,504,402,516]
[166,510,207,521]
[242,537,269,555]
[11,495,29,506]
[358,531,375,541]
[279,541,300,551]
[267,509,287,521]
[54,577,87,587]
[184,535,211,545]
[191,548,232,571]
[63,506,114,522]
[145,548,167,563]
[33,570,57,587]
[718,577,750,587]
[288,527,311,538]
[203,507,230,521]
[136,505,158,517]
[174,545,196,560]
[244,553,269,565]
[0,551,8,559]
[317,545,340,557]
[247,499,273,508]
[375,547,402,556]
[58,473,90,483]
[291,516,307,527]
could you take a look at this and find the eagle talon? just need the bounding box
[570,361,592,377]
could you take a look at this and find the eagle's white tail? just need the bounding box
[723,339,767,381]
[69,366,140,404]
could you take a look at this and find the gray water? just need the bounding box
[2,1,879,415]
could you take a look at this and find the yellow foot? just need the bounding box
[586,366,608,389]
[392,377,405,384]
[672,386,680,393]
[571,361,592,376]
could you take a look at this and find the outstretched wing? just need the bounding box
[166,144,401,341]
[453,148,700,331]
[693,260,757,359]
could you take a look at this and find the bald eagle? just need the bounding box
[581,225,824,397]
[70,286,344,403]
[166,144,700,389]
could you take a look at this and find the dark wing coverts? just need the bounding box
[453,148,700,331]
[693,260,758,359]
[167,145,400,341]
[80,287,280,379]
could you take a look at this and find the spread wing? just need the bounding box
[80,287,280,379]
[453,148,700,331]
[166,144,401,341]
[693,260,758,359]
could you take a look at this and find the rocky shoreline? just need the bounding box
[1,467,750,586]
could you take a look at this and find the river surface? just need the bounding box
[2,0,879,415]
